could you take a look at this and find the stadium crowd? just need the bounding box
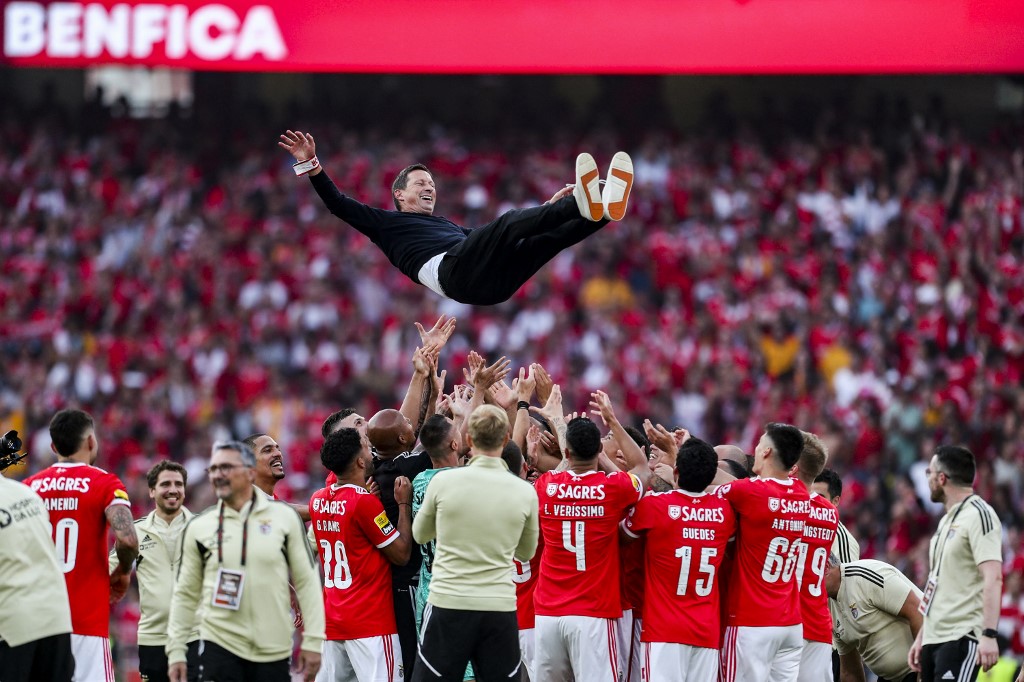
[1,86,1023,674]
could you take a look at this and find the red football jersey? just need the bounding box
[623,490,736,647]
[24,461,130,637]
[797,493,839,643]
[534,470,643,618]
[716,477,810,627]
[620,536,645,613]
[513,532,544,630]
[309,483,399,640]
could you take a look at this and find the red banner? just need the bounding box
[3,0,1024,73]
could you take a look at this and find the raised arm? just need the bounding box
[511,366,537,455]
[530,384,568,459]
[399,344,438,438]
[380,477,414,566]
[106,504,139,603]
[278,129,389,239]
[590,390,650,486]
[278,129,322,177]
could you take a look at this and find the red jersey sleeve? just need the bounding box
[609,471,644,511]
[622,493,657,538]
[354,494,399,549]
[100,471,131,509]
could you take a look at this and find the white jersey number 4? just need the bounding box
[562,521,586,571]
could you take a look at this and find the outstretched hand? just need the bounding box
[415,315,456,351]
[278,129,316,162]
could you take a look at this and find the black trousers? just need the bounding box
[198,640,289,682]
[412,605,520,682]
[438,196,609,305]
[395,581,419,680]
[139,640,200,682]
[878,674,917,682]
[920,636,980,682]
[0,632,74,682]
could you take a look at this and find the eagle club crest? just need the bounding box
[668,505,682,520]
[768,497,781,512]
[546,483,558,497]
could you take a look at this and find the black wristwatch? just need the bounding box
[981,628,998,639]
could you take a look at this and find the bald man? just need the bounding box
[368,408,433,680]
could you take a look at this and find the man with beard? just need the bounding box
[908,445,1003,680]
[244,433,311,523]
[167,441,324,682]
[110,461,199,682]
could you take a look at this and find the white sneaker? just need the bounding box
[573,153,603,222]
[602,151,634,221]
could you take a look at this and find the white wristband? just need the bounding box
[292,156,320,176]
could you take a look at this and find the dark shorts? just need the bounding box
[0,632,73,682]
[413,604,520,682]
[199,640,289,682]
[920,636,980,682]
[139,640,200,682]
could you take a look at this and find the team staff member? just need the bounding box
[167,441,325,682]
[0,473,74,682]
[827,557,922,682]
[108,461,198,682]
[909,445,1003,680]
[413,405,539,682]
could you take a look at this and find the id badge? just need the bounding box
[919,576,937,616]
[212,568,245,610]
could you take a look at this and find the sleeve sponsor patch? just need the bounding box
[114,489,130,502]
[374,511,395,535]
[628,473,642,494]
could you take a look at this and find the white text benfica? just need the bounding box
[4,3,287,61]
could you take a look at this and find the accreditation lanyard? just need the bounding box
[216,499,254,566]
[919,494,974,616]
[931,494,974,579]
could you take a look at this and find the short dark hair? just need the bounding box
[565,417,602,461]
[502,441,524,475]
[322,409,357,439]
[49,409,95,457]
[147,461,188,489]
[676,437,718,492]
[623,425,651,457]
[242,433,267,453]
[418,415,454,460]
[814,469,843,499]
[392,164,431,210]
[320,428,364,476]
[765,422,804,470]
[934,445,976,487]
[721,458,749,481]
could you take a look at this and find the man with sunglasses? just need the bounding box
[908,445,1003,681]
[166,441,325,682]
